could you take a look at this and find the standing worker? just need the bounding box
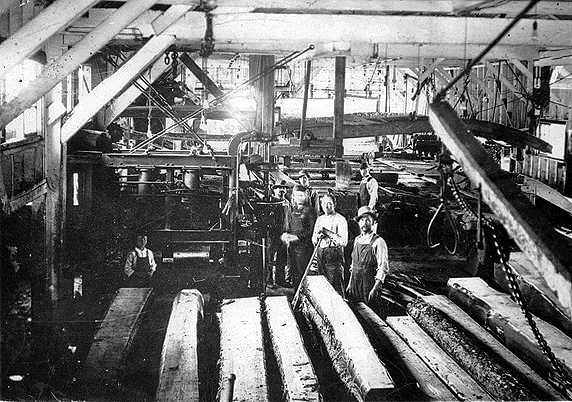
[124,233,157,287]
[358,162,379,209]
[346,206,389,304]
[281,184,317,288]
[267,180,291,288]
[298,169,321,216]
[311,193,348,296]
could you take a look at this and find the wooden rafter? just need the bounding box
[0,0,160,131]
[0,0,101,79]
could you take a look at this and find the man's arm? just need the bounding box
[148,250,157,272]
[337,214,349,247]
[124,252,135,277]
[373,236,389,283]
[312,215,324,246]
[367,178,379,209]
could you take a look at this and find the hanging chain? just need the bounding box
[446,172,572,394]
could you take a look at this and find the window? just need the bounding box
[3,60,42,143]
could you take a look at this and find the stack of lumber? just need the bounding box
[156,289,203,402]
[447,276,572,392]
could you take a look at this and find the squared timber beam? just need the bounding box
[0,0,160,131]
[0,0,101,79]
[103,58,170,126]
[429,99,572,319]
[61,34,176,143]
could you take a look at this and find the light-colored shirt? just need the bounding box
[350,232,389,282]
[312,212,348,248]
[124,247,157,277]
[361,175,379,209]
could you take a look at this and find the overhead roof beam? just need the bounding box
[103,58,170,127]
[61,4,193,143]
[428,99,572,319]
[0,0,101,79]
[0,0,163,132]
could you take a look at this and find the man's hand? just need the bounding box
[367,279,383,303]
[281,233,298,244]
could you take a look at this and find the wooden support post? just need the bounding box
[61,34,177,143]
[250,55,275,136]
[422,295,564,401]
[300,276,393,401]
[333,56,345,158]
[429,99,572,318]
[179,53,257,132]
[219,297,268,401]
[156,289,203,402]
[0,0,158,131]
[264,296,321,402]
[300,59,312,140]
[0,0,101,79]
[79,288,154,397]
[354,302,457,402]
[386,316,492,401]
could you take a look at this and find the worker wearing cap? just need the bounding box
[311,193,348,295]
[267,180,292,288]
[281,184,317,288]
[358,162,379,209]
[346,206,389,303]
[298,169,321,216]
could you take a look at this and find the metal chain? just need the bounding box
[447,175,572,393]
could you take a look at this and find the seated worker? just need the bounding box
[298,169,321,216]
[124,233,157,287]
[346,206,389,304]
[267,180,292,288]
[311,193,348,296]
[281,184,317,288]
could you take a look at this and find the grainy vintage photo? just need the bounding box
[1,0,572,401]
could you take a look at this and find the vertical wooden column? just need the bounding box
[333,56,346,158]
[565,98,572,196]
[249,55,275,136]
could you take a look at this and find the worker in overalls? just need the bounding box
[124,233,157,287]
[297,169,321,216]
[346,206,389,304]
[311,193,348,296]
[267,180,292,289]
[281,184,317,288]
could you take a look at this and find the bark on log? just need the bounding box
[407,298,537,401]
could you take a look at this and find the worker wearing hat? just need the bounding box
[267,180,292,288]
[346,206,389,303]
[297,169,320,216]
[358,163,379,209]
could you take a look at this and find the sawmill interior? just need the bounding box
[3,0,572,401]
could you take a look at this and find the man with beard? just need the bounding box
[281,184,317,288]
[346,206,389,303]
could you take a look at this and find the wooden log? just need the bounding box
[156,289,204,402]
[447,277,572,384]
[264,296,321,402]
[79,287,153,396]
[354,302,457,401]
[407,298,537,401]
[219,297,268,401]
[422,295,564,401]
[386,316,492,401]
[494,252,572,339]
[300,276,394,401]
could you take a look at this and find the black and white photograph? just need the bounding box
[2,0,572,400]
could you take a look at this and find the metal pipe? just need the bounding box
[219,373,236,402]
[299,59,312,140]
